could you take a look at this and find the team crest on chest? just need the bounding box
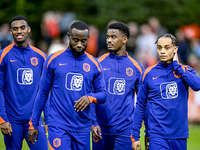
[30,57,38,66]
[126,68,133,77]
[83,63,90,72]
[53,138,61,148]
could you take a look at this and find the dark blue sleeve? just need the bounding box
[144,102,149,137]
[135,63,144,94]
[132,72,148,141]
[30,58,53,129]
[173,61,200,91]
[43,93,50,125]
[90,103,99,127]
[0,60,9,123]
[87,63,107,104]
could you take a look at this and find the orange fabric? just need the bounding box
[0,117,6,124]
[48,141,55,150]
[98,53,110,63]
[85,52,101,73]
[28,120,34,130]
[91,125,94,130]
[30,45,47,61]
[128,55,143,74]
[131,136,136,142]
[47,49,66,68]
[93,137,99,143]
[142,62,159,83]
[0,43,14,64]
[88,96,97,104]
[180,64,186,73]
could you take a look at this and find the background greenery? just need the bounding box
[0,124,200,149]
[1,0,200,43]
[0,0,200,149]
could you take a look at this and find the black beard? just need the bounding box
[108,49,119,54]
[69,44,86,56]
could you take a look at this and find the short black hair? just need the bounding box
[10,15,28,25]
[70,21,89,32]
[155,33,178,46]
[108,22,130,38]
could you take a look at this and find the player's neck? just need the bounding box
[111,48,126,56]
[14,41,28,48]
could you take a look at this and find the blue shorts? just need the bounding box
[48,126,90,150]
[92,134,132,150]
[4,119,48,150]
[149,137,187,150]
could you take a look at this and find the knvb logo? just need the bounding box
[83,63,90,72]
[53,138,61,148]
[30,57,38,66]
[65,73,83,91]
[17,68,33,85]
[126,68,133,77]
[108,77,126,95]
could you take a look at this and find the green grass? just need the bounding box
[0,124,200,150]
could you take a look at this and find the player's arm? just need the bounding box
[87,63,107,104]
[131,73,148,149]
[0,60,12,136]
[90,103,102,139]
[28,58,53,144]
[173,60,200,91]
[43,94,50,135]
[143,102,150,150]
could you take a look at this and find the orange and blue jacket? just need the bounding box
[91,52,144,135]
[30,48,106,131]
[132,61,200,141]
[0,43,47,124]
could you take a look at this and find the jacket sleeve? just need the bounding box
[173,60,200,91]
[131,72,148,141]
[0,62,9,124]
[43,94,50,125]
[90,103,99,127]
[86,63,107,104]
[30,58,53,129]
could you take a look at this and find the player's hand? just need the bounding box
[0,122,12,136]
[132,140,141,150]
[145,136,149,150]
[92,126,102,139]
[28,129,38,145]
[45,125,48,136]
[74,96,90,112]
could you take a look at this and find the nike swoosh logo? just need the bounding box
[153,76,160,80]
[10,59,17,62]
[59,63,67,66]
[103,68,110,71]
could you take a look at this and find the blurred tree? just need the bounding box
[0,0,200,44]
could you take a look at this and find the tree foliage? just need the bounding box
[1,0,200,42]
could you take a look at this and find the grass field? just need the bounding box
[0,124,200,150]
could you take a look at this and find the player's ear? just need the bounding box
[122,35,128,44]
[28,26,31,34]
[67,32,70,39]
[174,46,178,54]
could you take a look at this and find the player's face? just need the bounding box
[157,37,178,63]
[10,20,30,44]
[68,28,89,56]
[106,29,125,52]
